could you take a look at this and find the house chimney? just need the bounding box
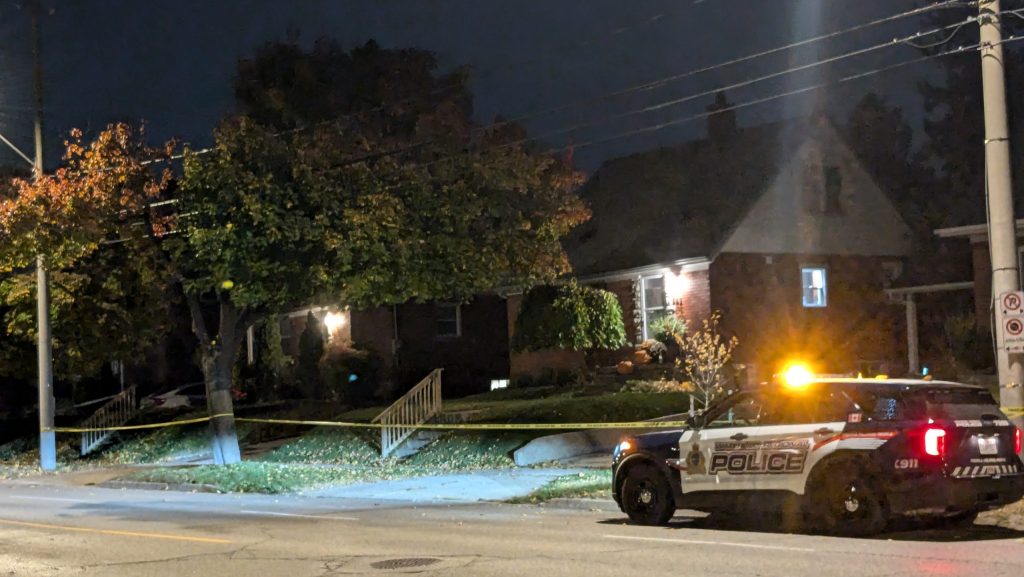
[706,91,736,142]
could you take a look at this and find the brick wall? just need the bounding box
[710,253,905,377]
[350,296,511,398]
[673,268,711,329]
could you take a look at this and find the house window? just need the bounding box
[436,303,461,338]
[640,275,669,340]
[802,267,828,308]
[823,166,842,214]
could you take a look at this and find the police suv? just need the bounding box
[611,377,1024,536]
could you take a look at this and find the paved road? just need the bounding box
[0,480,1022,576]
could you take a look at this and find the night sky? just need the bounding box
[0,1,953,172]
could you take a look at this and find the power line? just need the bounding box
[247,0,976,151]
[321,11,1006,173]
[489,15,983,151]
[490,0,976,130]
[544,35,1024,157]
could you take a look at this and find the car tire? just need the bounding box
[621,462,675,526]
[808,459,887,537]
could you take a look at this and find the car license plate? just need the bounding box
[977,436,999,455]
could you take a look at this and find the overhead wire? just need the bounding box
[238,0,979,151]
[319,10,1006,173]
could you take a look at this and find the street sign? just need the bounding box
[998,292,1024,352]
[1001,291,1024,315]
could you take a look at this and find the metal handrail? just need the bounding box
[79,385,138,456]
[372,369,442,457]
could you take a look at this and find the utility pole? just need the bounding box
[31,0,56,471]
[979,0,1024,428]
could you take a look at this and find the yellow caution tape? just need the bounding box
[50,414,234,434]
[51,414,688,434]
[1002,406,1024,418]
[236,417,689,431]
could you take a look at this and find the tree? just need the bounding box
[512,282,627,355]
[917,3,1024,227]
[675,312,737,410]
[2,40,589,465]
[0,127,173,387]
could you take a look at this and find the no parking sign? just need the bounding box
[1000,291,1024,352]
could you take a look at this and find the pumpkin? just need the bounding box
[616,360,635,375]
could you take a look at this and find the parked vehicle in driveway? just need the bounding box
[143,382,247,410]
[612,374,1024,536]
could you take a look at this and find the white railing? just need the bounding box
[80,385,138,456]
[372,369,442,457]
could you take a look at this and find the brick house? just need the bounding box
[510,114,914,381]
[275,297,510,398]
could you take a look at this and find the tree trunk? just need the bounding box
[203,347,241,465]
[187,295,244,465]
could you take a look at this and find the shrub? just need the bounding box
[319,347,383,406]
[676,312,737,409]
[650,314,686,346]
[512,281,627,354]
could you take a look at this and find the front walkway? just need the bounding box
[300,468,585,502]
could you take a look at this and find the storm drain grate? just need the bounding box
[370,558,441,570]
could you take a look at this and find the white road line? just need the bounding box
[238,510,359,521]
[604,534,814,552]
[8,495,90,504]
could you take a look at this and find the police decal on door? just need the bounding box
[708,439,810,475]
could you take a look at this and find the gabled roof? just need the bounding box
[565,120,804,277]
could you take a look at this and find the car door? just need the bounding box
[680,392,768,493]
[742,387,853,494]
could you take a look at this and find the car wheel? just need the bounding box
[808,460,887,537]
[620,462,675,526]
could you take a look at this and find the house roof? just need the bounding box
[565,120,806,277]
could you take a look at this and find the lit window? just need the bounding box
[641,275,670,340]
[802,267,827,308]
[437,303,461,338]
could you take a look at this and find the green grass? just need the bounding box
[509,470,613,503]
[120,461,410,494]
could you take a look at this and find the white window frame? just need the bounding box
[801,267,828,308]
[640,275,670,341]
[436,303,462,339]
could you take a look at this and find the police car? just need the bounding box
[611,372,1024,536]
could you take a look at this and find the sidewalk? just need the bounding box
[302,468,585,502]
[3,464,596,505]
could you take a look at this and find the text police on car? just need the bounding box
[611,371,1024,536]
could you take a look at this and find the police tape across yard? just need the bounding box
[49,414,690,434]
[46,406,1024,434]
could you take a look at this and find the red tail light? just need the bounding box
[1015,428,1022,455]
[924,427,946,458]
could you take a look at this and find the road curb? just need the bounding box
[97,480,221,494]
[539,497,618,512]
